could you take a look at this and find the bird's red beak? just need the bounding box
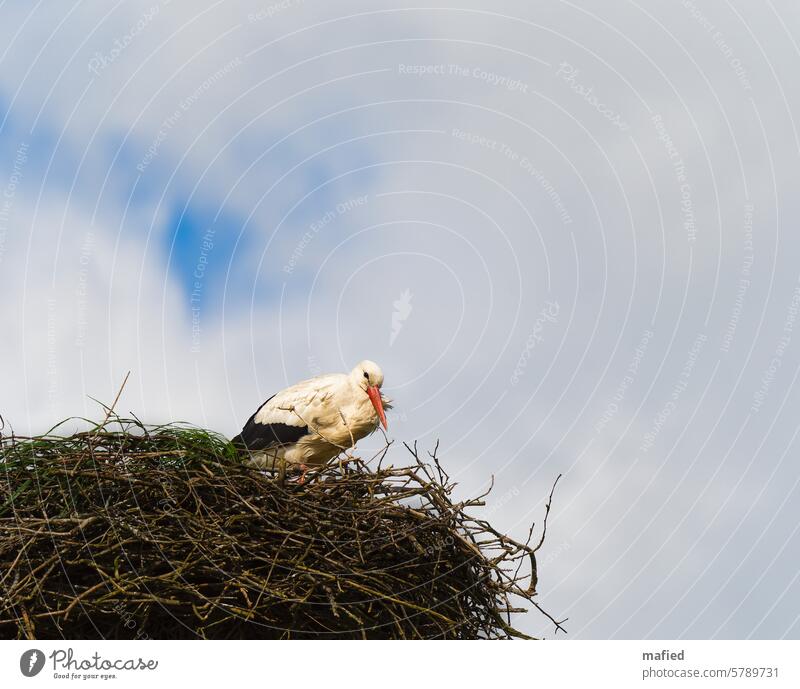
[367,385,388,430]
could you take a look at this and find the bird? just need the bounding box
[232,360,390,481]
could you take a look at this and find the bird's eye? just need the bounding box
[363,371,369,379]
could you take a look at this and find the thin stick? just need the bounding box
[534,473,562,552]
[94,371,131,431]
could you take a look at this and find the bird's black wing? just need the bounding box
[231,395,309,452]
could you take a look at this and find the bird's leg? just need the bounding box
[297,464,310,484]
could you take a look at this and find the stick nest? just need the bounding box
[0,415,562,639]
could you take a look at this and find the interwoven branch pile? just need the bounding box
[0,416,561,639]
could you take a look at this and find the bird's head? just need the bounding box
[351,359,388,430]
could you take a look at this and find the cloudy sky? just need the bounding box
[1,0,799,639]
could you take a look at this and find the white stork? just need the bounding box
[232,360,390,480]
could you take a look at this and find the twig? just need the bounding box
[534,474,562,553]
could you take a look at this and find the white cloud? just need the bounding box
[2,0,800,638]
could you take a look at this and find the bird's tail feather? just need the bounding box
[230,433,249,453]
